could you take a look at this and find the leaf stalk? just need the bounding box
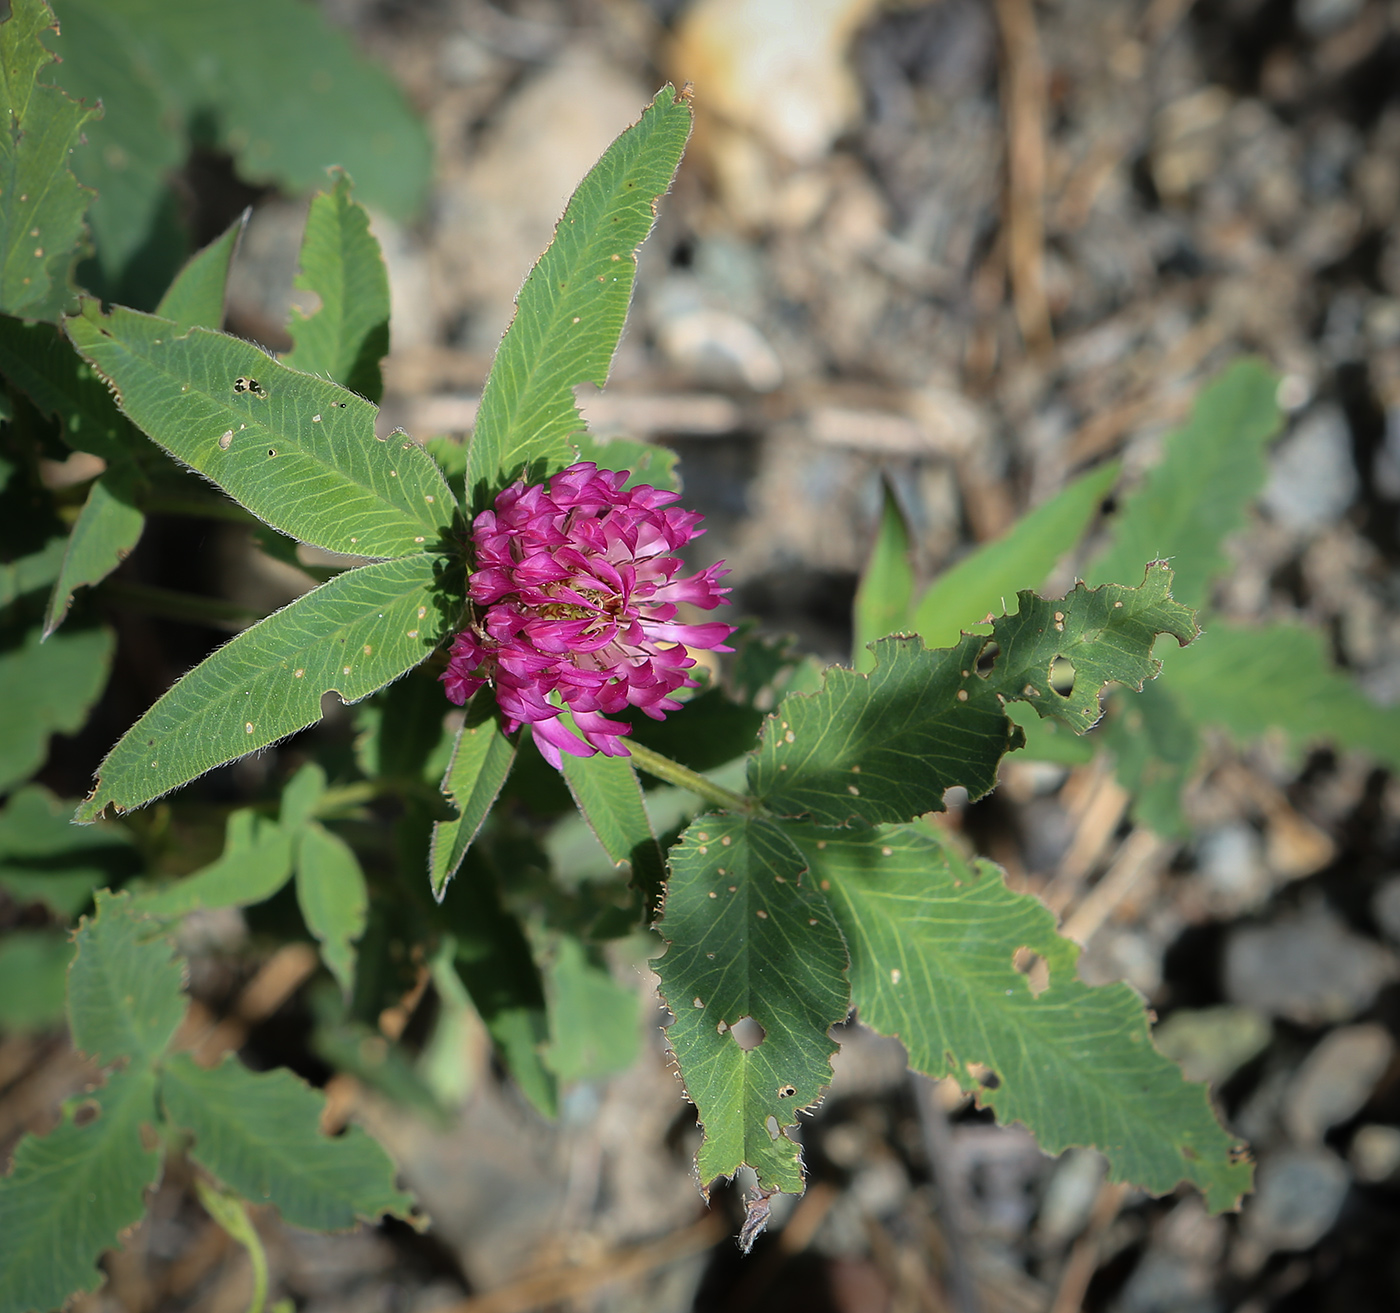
[623,740,752,813]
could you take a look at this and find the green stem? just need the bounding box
[101,580,261,630]
[193,1179,271,1313]
[624,740,752,813]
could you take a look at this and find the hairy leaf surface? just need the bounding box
[282,172,391,403]
[465,85,691,509]
[786,821,1251,1212]
[67,890,185,1067]
[76,554,447,820]
[160,1053,413,1230]
[753,566,1195,827]
[0,0,95,319]
[0,1068,162,1313]
[655,815,850,1195]
[428,699,516,900]
[66,302,453,558]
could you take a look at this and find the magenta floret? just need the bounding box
[441,462,733,768]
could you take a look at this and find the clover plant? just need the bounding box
[27,0,1400,1302]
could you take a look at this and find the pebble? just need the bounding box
[1035,1149,1105,1252]
[1224,900,1396,1025]
[1371,874,1400,943]
[1350,1124,1400,1182]
[1195,822,1270,916]
[1153,1006,1272,1087]
[1261,404,1360,533]
[1284,1024,1395,1144]
[1242,1148,1350,1252]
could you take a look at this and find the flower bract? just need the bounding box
[441,462,733,768]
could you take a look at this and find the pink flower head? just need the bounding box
[441,462,733,768]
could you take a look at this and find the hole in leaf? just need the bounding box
[1050,657,1075,696]
[777,1083,797,1098]
[1013,946,1050,997]
[729,1016,766,1051]
[966,1061,1001,1090]
[765,1115,781,1139]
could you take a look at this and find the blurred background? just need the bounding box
[10,0,1400,1309]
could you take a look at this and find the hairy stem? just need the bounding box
[624,740,752,813]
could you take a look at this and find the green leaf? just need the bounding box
[428,698,516,901]
[0,1067,162,1313]
[41,0,185,309]
[0,536,65,608]
[1163,619,1400,771]
[76,553,448,820]
[785,820,1251,1212]
[910,461,1121,650]
[443,853,557,1118]
[44,464,145,636]
[654,815,850,1195]
[0,785,135,918]
[282,171,391,405]
[155,213,245,333]
[355,667,458,785]
[542,935,641,1083]
[1087,360,1282,608]
[567,432,681,492]
[0,615,114,795]
[1097,679,1201,838]
[160,1052,413,1230]
[68,890,185,1067]
[853,482,914,672]
[62,0,433,222]
[753,565,1196,827]
[65,302,454,559]
[983,563,1198,734]
[133,809,294,917]
[0,315,146,464]
[465,85,692,510]
[0,0,96,320]
[278,761,326,834]
[558,741,665,912]
[0,931,70,1032]
[295,823,368,994]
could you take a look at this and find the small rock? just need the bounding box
[1295,0,1364,38]
[1111,1250,1218,1313]
[1153,1006,1272,1087]
[1224,901,1396,1025]
[1350,1124,1400,1182]
[1035,1149,1105,1252]
[1261,404,1360,533]
[670,0,881,164]
[1284,1024,1395,1144]
[1372,875,1400,944]
[1195,823,1269,915]
[1242,1148,1350,1252]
